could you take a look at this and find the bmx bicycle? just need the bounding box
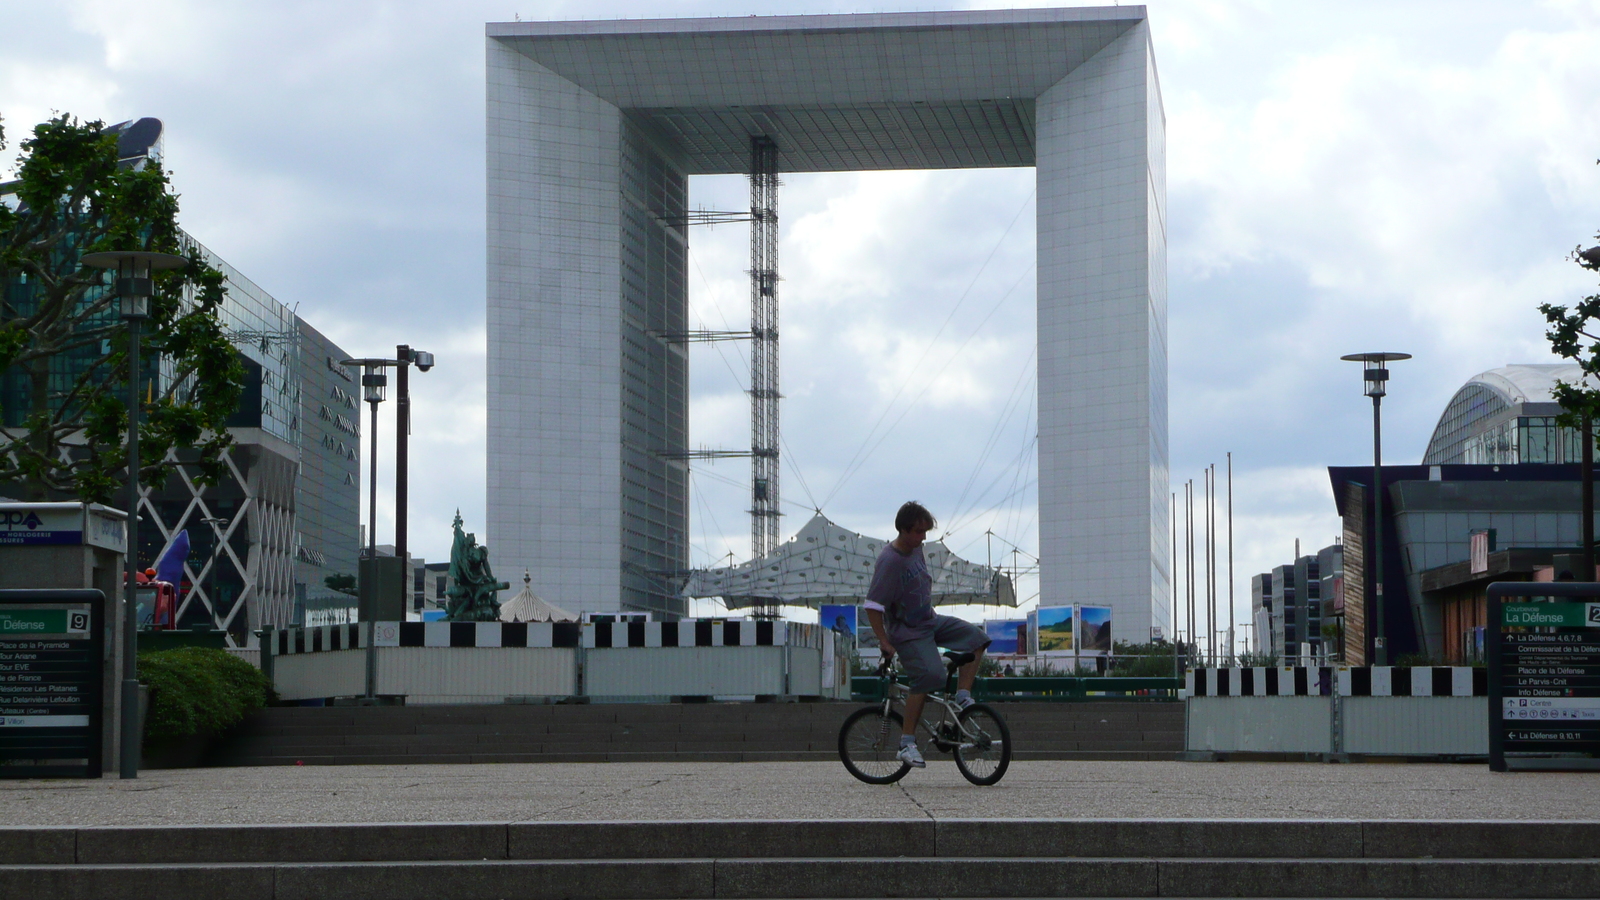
[837,650,1012,785]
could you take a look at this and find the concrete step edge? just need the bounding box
[3,856,1599,900]
[7,820,1600,866]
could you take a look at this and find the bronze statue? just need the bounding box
[444,510,509,621]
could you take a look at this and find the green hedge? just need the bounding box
[138,647,273,745]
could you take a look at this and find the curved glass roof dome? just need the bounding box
[1422,364,1583,464]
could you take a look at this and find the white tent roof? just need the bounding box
[499,571,577,623]
[682,512,1016,610]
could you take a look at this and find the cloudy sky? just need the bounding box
[4,1,1598,644]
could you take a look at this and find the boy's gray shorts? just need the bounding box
[895,615,991,694]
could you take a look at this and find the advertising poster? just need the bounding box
[1079,605,1112,654]
[984,619,1025,654]
[821,604,858,651]
[1035,605,1074,654]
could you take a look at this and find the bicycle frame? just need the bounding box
[876,666,990,753]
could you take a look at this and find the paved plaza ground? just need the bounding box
[4,761,1599,826]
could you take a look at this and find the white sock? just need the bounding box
[956,689,972,701]
[900,734,917,747]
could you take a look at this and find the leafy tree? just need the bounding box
[0,113,244,502]
[1537,209,1600,428]
[323,573,358,596]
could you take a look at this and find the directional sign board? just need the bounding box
[1488,583,1600,772]
[0,590,105,778]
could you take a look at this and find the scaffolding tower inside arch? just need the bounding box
[749,136,782,599]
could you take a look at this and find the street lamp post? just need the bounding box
[1341,352,1411,666]
[393,345,433,615]
[1582,246,1600,582]
[341,357,397,701]
[82,250,187,779]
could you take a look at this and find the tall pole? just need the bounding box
[121,315,142,778]
[1208,465,1217,663]
[1227,452,1235,664]
[366,394,380,700]
[1372,393,1387,666]
[84,249,187,779]
[395,345,410,613]
[1584,413,1594,580]
[368,397,379,566]
[1186,479,1196,666]
[1203,471,1210,664]
[1171,491,1179,679]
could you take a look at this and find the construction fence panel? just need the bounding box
[1187,696,1333,754]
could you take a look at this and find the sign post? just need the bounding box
[1488,581,1600,772]
[0,590,107,778]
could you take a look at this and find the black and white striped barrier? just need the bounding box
[1188,666,1487,697]
[268,619,822,655]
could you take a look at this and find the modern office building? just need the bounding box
[1250,572,1272,658]
[0,118,359,641]
[1423,364,1592,465]
[1293,553,1323,657]
[1251,549,1332,662]
[1317,541,1344,658]
[1322,363,1600,664]
[485,8,1169,627]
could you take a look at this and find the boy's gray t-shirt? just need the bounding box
[867,543,936,643]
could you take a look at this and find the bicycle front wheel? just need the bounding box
[952,702,1011,785]
[838,706,912,784]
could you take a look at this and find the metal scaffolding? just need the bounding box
[748,136,782,591]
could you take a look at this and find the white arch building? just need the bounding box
[486,7,1170,631]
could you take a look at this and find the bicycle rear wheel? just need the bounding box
[838,706,912,784]
[952,703,1011,785]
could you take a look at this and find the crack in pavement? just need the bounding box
[896,781,936,820]
[525,775,687,819]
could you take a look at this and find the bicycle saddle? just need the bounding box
[942,650,975,669]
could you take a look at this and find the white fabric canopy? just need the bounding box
[682,512,1016,610]
[499,571,577,623]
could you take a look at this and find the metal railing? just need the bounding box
[851,675,1182,703]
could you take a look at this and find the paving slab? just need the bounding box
[3,760,1600,827]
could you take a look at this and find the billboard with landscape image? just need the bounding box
[1035,605,1074,654]
[984,619,1025,654]
[821,604,860,652]
[1078,605,1112,653]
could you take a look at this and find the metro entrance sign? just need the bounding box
[1488,582,1600,771]
[0,590,106,778]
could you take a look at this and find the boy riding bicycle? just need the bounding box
[864,501,990,768]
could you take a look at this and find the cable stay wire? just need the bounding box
[945,437,1038,539]
[691,464,817,514]
[688,470,734,567]
[1000,396,1039,542]
[818,188,1036,509]
[689,223,822,518]
[823,259,1038,510]
[944,349,1036,530]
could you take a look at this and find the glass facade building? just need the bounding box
[1423,364,1594,465]
[2,142,357,641]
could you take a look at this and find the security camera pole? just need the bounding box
[394,345,434,614]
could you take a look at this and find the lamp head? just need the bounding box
[339,358,399,404]
[1340,352,1412,399]
[80,250,187,321]
[361,363,387,404]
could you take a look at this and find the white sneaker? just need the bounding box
[954,693,975,711]
[896,742,926,768]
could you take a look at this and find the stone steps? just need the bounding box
[5,819,1598,899]
[204,701,1184,766]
